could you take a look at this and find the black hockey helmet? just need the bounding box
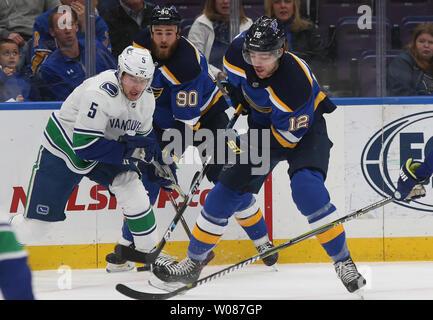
[243,16,285,52]
[242,16,286,65]
[151,5,181,27]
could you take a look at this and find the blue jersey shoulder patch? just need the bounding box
[100,81,119,97]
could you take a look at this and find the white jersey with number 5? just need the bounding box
[41,69,155,174]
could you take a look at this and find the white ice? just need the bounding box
[28,261,433,300]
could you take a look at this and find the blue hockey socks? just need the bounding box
[291,169,350,263]
[188,182,269,261]
[234,197,269,242]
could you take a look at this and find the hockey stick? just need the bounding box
[166,191,192,237]
[150,160,192,237]
[166,189,216,263]
[116,196,393,300]
[115,105,243,264]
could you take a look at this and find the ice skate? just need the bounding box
[334,257,366,294]
[151,251,179,270]
[105,245,136,273]
[152,256,205,285]
[147,252,184,291]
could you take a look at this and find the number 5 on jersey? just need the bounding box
[88,102,98,118]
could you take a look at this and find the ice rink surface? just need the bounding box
[4,261,432,318]
[30,261,433,300]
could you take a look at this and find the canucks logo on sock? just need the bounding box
[36,204,50,215]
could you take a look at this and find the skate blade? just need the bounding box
[269,264,278,272]
[354,288,365,300]
[136,264,151,272]
[351,276,367,299]
[148,274,186,293]
[106,262,135,273]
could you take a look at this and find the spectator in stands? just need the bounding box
[30,0,111,75]
[188,0,253,81]
[0,39,40,102]
[0,0,60,45]
[40,10,116,101]
[264,0,328,79]
[102,0,154,58]
[387,22,433,96]
[0,0,60,70]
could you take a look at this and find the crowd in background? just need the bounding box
[0,0,432,102]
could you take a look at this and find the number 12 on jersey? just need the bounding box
[288,114,309,131]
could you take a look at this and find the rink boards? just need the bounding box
[1,97,433,270]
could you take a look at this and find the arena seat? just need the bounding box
[399,15,433,46]
[358,50,402,97]
[387,0,433,25]
[334,17,392,82]
[316,0,373,40]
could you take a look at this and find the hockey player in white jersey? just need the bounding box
[10,46,177,265]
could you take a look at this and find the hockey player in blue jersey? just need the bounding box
[151,16,367,295]
[132,5,229,183]
[106,6,279,273]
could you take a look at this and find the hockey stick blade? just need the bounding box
[116,283,192,300]
[116,196,393,299]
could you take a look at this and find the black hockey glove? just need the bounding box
[220,79,250,115]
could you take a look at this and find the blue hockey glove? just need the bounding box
[120,132,162,163]
[141,162,178,192]
[155,161,178,192]
[394,158,427,202]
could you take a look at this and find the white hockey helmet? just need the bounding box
[117,46,155,84]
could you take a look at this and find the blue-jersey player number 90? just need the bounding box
[361,111,433,212]
[176,90,198,108]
